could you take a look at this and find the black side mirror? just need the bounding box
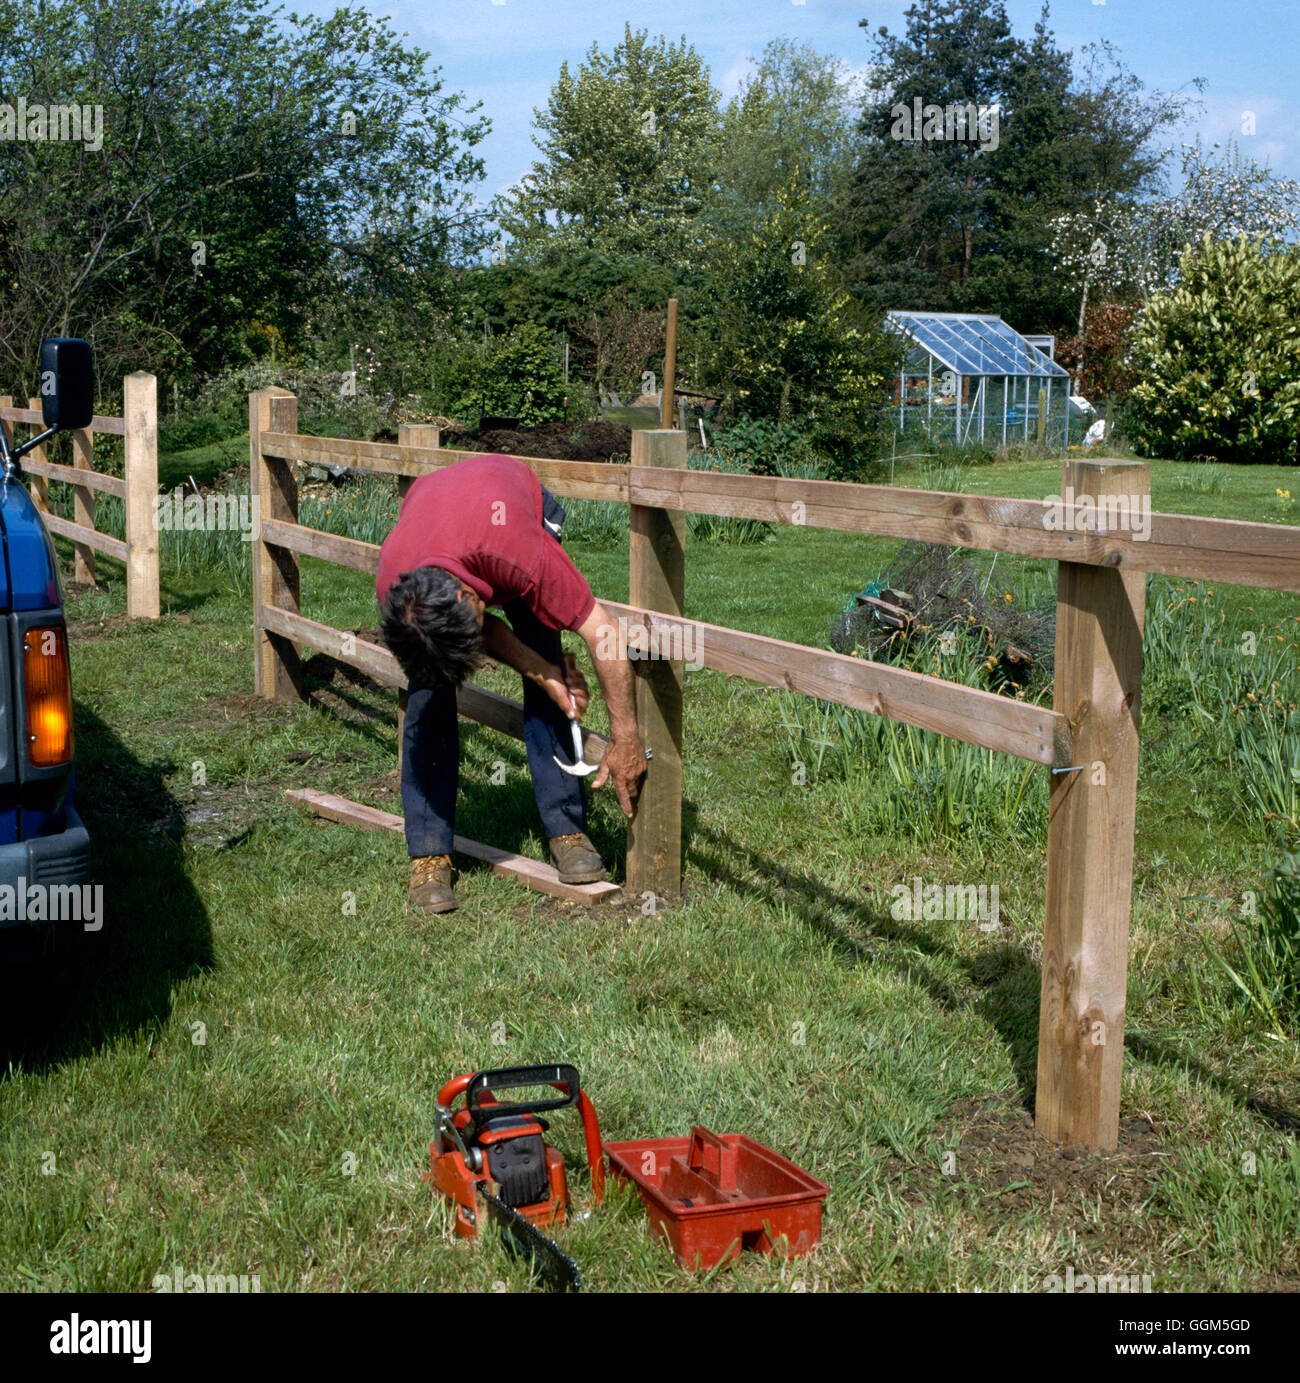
[39,338,95,430]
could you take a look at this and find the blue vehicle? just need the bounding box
[0,339,95,935]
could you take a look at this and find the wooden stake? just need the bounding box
[1037,457,1149,1149]
[251,387,302,699]
[395,422,438,507]
[661,298,678,430]
[25,398,49,516]
[71,420,96,586]
[626,428,686,904]
[122,373,159,619]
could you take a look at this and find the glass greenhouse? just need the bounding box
[885,310,1073,450]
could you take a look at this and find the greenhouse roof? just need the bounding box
[887,311,1069,379]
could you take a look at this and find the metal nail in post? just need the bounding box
[554,719,600,777]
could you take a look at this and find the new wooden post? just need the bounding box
[1037,457,1150,1149]
[71,418,96,586]
[660,298,678,430]
[251,388,302,700]
[393,423,439,770]
[123,373,160,619]
[626,427,686,903]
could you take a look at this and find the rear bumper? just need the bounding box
[0,806,92,930]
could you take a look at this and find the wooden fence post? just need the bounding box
[660,298,678,431]
[251,387,302,700]
[71,418,96,586]
[1037,457,1150,1149]
[25,397,50,518]
[626,428,686,904]
[123,372,159,619]
[393,423,439,772]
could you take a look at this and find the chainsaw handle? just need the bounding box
[466,1064,581,1129]
[576,1089,604,1207]
[436,1073,474,1110]
[436,1066,604,1206]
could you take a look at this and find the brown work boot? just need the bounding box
[548,832,607,884]
[409,854,458,913]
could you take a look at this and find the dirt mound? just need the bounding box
[883,1097,1169,1270]
[442,420,632,463]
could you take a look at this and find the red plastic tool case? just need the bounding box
[604,1126,829,1269]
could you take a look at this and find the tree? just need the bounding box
[0,0,488,394]
[1049,138,1300,391]
[694,182,899,475]
[441,322,568,427]
[841,2,1195,330]
[495,26,718,273]
[1051,138,1300,318]
[843,0,1021,313]
[714,39,861,216]
[1127,236,1300,464]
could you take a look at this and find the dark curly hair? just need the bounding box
[380,566,484,692]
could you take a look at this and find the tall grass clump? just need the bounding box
[1142,582,1300,838]
[1201,850,1300,1037]
[776,648,1045,847]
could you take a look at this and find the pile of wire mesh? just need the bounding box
[828,541,1055,696]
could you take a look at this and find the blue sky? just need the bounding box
[319,0,1299,199]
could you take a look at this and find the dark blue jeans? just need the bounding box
[400,490,587,858]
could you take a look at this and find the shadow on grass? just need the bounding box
[684,812,1299,1136]
[683,815,1038,1101]
[0,704,213,1076]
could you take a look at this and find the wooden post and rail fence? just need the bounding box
[0,373,159,619]
[248,385,1300,1151]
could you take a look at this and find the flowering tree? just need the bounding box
[1048,139,1300,389]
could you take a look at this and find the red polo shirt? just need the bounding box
[375,455,597,632]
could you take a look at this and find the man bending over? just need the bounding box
[377,454,647,913]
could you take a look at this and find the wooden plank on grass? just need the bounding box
[285,788,622,905]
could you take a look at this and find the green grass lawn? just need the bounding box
[0,448,1297,1292]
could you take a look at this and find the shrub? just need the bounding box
[447,322,567,426]
[1127,235,1300,464]
[158,413,231,454]
[705,416,822,476]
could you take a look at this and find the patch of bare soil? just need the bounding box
[884,1096,1169,1259]
[66,609,136,641]
[442,420,632,463]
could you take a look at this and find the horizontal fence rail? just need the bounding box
[259,430,1300,593]
[0,373,158,617]
[251,392,1300,1153]
[599,601,1071,767]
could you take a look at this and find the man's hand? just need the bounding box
[538,653,589,719]
[591,735,647,819]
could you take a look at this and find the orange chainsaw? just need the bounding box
[426,1064,604,1292]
